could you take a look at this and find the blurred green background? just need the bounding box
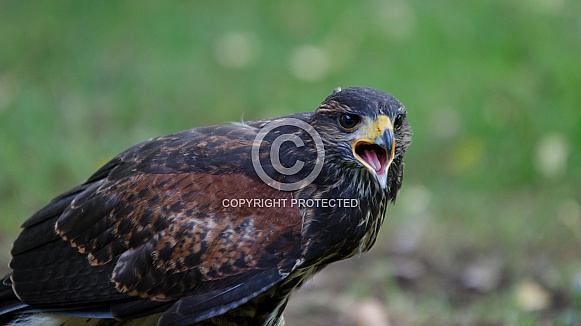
[0,1,580,325]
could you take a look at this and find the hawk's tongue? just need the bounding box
[363,149,382,172]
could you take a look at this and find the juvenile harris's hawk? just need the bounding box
[0,87,411,326]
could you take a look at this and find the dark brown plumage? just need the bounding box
[0,87,411,326]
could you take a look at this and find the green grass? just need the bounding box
[1,1,580,324]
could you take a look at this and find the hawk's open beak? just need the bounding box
[352,115,396,189]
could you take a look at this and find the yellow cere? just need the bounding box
[365,115,392,142]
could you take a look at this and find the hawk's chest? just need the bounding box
[298,183,388,265]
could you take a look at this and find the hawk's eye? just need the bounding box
[394,114,405,129]
[338,113,361,129]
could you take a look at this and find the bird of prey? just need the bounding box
[0,87,411,326]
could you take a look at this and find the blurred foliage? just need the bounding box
[0,0,580,325]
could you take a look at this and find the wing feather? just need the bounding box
[7,122,306,323]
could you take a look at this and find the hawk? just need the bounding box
[0,87,411,325]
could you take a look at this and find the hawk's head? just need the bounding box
[310,87,412,194]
